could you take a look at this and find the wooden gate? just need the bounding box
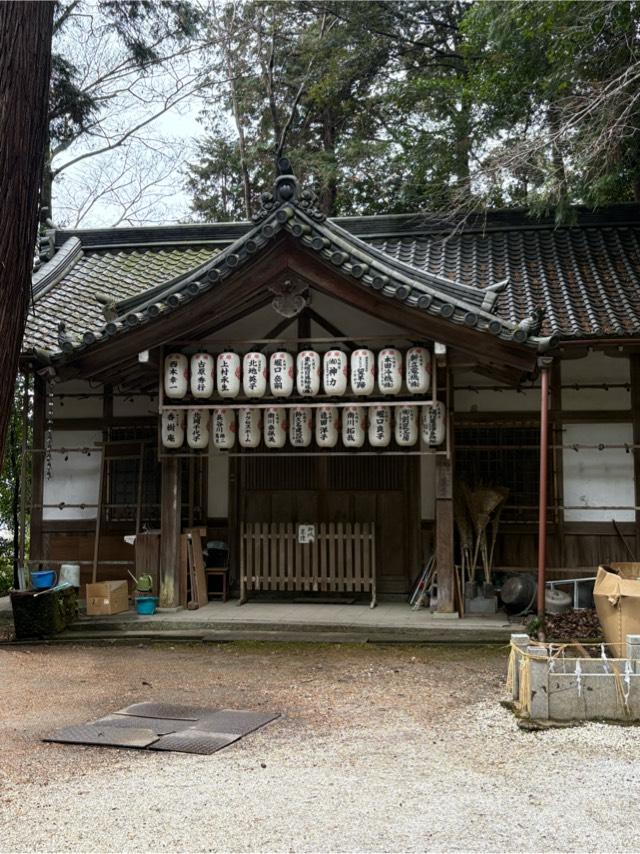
[239,521,377,607]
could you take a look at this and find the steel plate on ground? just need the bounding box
[196,710,280,736]
[114,702,211,720]
[91,715,191,735]
[44,724,159,748]
[148,730,240,755]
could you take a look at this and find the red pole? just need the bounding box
[537,363,551,619]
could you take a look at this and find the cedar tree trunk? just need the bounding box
[0,2,54,462]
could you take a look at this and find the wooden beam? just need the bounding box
[630,354,640,559]
[30,374,46,559]
[435,455,455,613]
[159,455,182,608]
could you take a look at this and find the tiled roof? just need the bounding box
[24,196,640,359]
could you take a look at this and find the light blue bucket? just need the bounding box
[135,595,158,616]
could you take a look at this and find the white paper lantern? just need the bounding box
[395,405,418,447]
[212,408,236,449]
[238,407,261,448]
[378,348,403,395]
[406,346,431,395]
[323,350,349,396]
[296,350,321,396]
[269,351,294,398]
[243,352,267,398]
[161,409,185,448]
[422,401,446,446]
[187,409,210,449]
[264,407,287,448]
[368,405,391,447]
[316,406,339,448]
[216,352,241,398]
[164,353,188,399]
[290,407,312,448]
[350,349,375,396]
[342,405,366,448]
[190,352,214,399]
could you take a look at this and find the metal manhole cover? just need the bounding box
[149,730,240,755]
[197,710,280,736]
[91,715,191,736]
[44,724,159,748]
[114,703,209,720]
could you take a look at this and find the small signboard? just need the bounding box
[297,524,316,544]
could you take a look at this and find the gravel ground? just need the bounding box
[1,641,640,853]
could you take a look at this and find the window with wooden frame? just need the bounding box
[454,422,554,523]
[105,425,206,528]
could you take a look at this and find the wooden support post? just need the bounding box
[630,355,640,560]
[30,374,46,560]
[435,455,455,612]
[159,455,182,608]
[537,358,552,620]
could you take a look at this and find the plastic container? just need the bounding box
[135,595,158,616]
[59,563,80,587]
[31,569,57,590]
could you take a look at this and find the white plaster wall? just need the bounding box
[42,430,102,520]
[208,453,229,518]
[453,370,541,413]
[113,393,158,417]
[563,422,635,522]
[52,380,103,417]
[562,352,630,411]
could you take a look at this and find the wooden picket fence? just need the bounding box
[239,521,377,607]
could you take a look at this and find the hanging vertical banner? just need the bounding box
[323,350,348,396]
[422,401,446,446]
[290,406,312,447]
[243,352,267,398]
[264,407,287,448]
[190,352,214,399]
[269,351,294,397]
[296,350,321,396]
[212,408,236,449]
[342,405,366,448]
[187,409,210,449]
[161,410,185,448]
[350,349,375,396]
[378,348,403,395]
[406,346,431,394]
[164,353,188,399]
[216,352,241,398]
[316,406,339,448]
[368,405,391,447]
[395,405,418,446]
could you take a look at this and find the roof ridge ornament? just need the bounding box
[252,157,326,224]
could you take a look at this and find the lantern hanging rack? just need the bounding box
[158,449,450,459]
[170,334,435,349]
[159,398,442,412]
[454,382,630,393]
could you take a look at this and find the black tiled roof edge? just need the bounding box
[45,174,555,365]
[32,237,83,300]
[49,203,640,249]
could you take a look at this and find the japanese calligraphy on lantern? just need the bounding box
[368,405,391,447]
[342,405,365,448]
[164,353,188,399]
[238,407,261,448]
[264,407,287,448]
[421,401,446,446]
[406,346,431,394]
[216,352,241,398]
[322,350,348,396]
[187,409,210,449]
[243,352,267,398]
[395,405,418,446]
[350,349,375,396]
[378,348,402,395]
[316,405,339,448]
[161,409,185,447]
[190,352,214,399]
[269,351,294,397]
[296,350,321,396]
[289,407,312,447]
[212,408,236,449]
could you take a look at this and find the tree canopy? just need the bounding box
[186,0,640,220]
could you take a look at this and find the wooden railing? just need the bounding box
[239,521,377,607]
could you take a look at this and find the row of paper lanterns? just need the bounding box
[165,347,431,400]
[162,402,446,450]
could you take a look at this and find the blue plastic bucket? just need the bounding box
[135,595,158,616]
[31,570,57,590]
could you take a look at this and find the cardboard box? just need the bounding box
[85,580,130,616]
[594,563,640,655]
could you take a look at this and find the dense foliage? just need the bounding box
[186,0,640,219]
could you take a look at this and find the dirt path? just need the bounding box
[1,642,638,852]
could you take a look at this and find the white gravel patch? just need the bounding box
[2,645,640,853]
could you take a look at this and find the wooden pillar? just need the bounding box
[630,354,640,559]
[159,455,182,608]
[30,373,46,559]
[435,455,455,612]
